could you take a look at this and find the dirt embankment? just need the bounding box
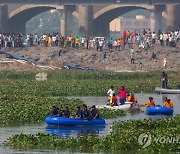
[0,43,180,71]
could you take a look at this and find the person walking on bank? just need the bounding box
[130,53,135,64]
[163,57,167,69]
[162,72,168,89]
[103,52,107,64]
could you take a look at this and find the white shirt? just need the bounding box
[107,89,115,97]
[81,38,85,44]
[99,40,103,47]
[52,36,56,42]
[152,33,156,39]
[160,34,163,40]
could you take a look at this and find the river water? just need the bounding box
[0,93,180,153]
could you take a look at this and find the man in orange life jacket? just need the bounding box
[164,98,173,108]
[127,93,141,111]
[146,97,155,107]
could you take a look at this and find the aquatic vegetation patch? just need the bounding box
[0,95,125,126]
[4,115,180,152]
[99,108,126,118]
[1,70,180,97]
[0,97,83,126]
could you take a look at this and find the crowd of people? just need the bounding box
[0,29,179,50]
[51,104,99,119]
[0,29,179,68]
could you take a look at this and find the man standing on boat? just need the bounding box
[118,86,128,105]
[162,72,168,89]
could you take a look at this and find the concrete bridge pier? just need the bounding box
[175,5,180,30]
[59,5,75,37]
[92,20,109,37]
[150,5,165,33]
[0,5,9,32]
[166,4,180,31]
[78,5,93,36]
[166,5,176,31]
[10,23,26,34]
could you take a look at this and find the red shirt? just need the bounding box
[118,89,128,99]
[123,31,126,40]
[112,96,118,106]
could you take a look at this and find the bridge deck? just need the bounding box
[1,0,180,5]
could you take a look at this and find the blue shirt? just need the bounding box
[76,110,83,118]
[52,109,58,116]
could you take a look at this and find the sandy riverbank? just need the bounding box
[0,43,180,71]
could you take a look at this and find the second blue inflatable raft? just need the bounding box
[147,106,173,115]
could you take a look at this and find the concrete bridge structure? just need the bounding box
[0,1,180,36]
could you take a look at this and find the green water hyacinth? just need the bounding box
[4,115,180,152]
[0,70,180,125]
[0,95,125,126]
[0,70,180,97]
[0,97,83,126]
[99,108,125,118]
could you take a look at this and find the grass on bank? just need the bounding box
[4,115,180,153]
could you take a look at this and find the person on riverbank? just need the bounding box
[118,86,128,105]
[107,86,115,105]
[164,98,174,108]
[163,57,167,69]
[91,105,99,119]
[51,106,58,116]
[103,52,107,64]
[146,97,155,107]
[130,53,135,64]
[139,57,143,70]
[151,52,157,64]
[111,93,118,106]
[162,72,168,89]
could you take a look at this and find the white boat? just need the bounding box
[96,102,132,111]
[155,87,180,94]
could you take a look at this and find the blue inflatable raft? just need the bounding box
[146,106,173,115]
[45,116,106,126]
